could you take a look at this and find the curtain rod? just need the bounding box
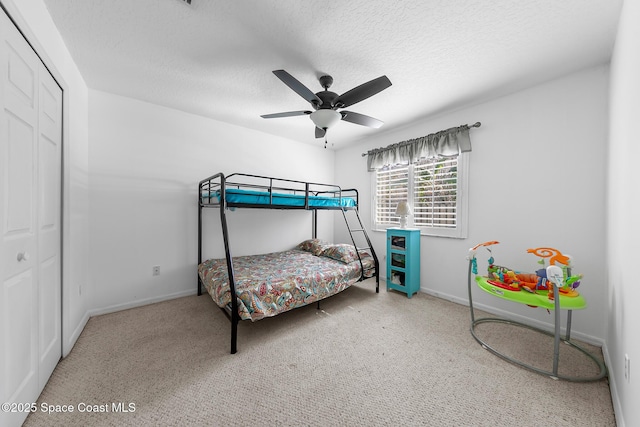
[361,121,481,157]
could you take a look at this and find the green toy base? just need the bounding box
[475,276,586,310]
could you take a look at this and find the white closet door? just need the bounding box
[0,7,62,427]
[36,48,62,390]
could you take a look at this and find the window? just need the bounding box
[373,153,468,238]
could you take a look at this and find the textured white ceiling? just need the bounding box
[43,0,621,149]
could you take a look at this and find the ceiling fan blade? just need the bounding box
[273,70,322,106]
[261,110,312,119]
[340,111,384,128]
[334,75,392,108]
[315,127,326,138]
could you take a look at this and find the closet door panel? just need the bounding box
[1,271,37,407]
[37,66,62,388]
[4,114,35,235]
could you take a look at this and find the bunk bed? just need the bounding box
[198,173,380,354]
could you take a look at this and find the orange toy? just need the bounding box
[527,247,570,300]
[526,247,570,266]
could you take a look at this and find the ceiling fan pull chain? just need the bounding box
[324,134,328,149]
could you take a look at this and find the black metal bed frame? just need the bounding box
[197,172,380,354]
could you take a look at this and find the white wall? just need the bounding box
[607,0,640,425]
[88,90,336,313]
[335,66,609,343]
[2,4,629,423]
[2,0,91,356]
[2,4,630,424]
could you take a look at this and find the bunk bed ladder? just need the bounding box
[341,207,380,293]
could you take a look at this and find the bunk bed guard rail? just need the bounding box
[198,172,359,210]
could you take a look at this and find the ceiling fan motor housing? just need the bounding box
[314,90,339,110]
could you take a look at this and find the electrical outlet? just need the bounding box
[624,354,630,382]
[153,265,160,276]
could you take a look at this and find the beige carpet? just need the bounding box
[24,279,615,426]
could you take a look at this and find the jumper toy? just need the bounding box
[466,241,606,382]
[469,242,585,310]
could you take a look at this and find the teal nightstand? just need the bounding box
[386,228,420,298]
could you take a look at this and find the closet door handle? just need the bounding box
[17,252,30,262]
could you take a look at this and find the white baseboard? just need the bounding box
[62,289,198,358]
[63,311,90,358]
[602,344,625,427]
[419,286,604,347]
[88,289,197,317]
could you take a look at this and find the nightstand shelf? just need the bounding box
[386,228,420,298]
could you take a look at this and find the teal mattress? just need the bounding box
[205,188,356,208]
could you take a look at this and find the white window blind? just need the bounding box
[413,157,458,229]
[373,154,468,238]
[374,163,409,227]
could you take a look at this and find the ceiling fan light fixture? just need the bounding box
[310,109,341,130]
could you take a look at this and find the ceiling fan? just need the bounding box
[261,70,392,145]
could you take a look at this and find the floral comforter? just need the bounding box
[198,249,375,321]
